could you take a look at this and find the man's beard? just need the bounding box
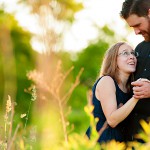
[144,18,150,42]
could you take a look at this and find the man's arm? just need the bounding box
[131,78,150,99]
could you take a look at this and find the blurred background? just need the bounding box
[0,0,144,149]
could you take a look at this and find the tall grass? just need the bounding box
[27,60,84,145]
[0,89,36,149]
[1,65,150,149]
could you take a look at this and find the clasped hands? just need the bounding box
[132,78,150,99]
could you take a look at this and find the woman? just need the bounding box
[86,42,139,143]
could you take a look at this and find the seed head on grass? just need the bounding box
[6,95,12,113]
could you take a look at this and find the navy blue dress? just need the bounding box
[86,76,131,143]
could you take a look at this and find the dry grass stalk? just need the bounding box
[62,67,84,105]
[7,124,20,150]
[27,60,84,143]
[1,95,20,150]
[4,95,12,143]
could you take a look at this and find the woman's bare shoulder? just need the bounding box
[96,76,115,91]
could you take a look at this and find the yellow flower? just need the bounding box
[103,140,125,150]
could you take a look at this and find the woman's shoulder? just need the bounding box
[99,75,115,82]
[96,76,115,89]
[95,76,116,101]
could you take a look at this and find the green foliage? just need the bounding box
[73,40,109,88]
[102,25,115,37]
[68,84,89,133]
[0,10,36,119]
[11,24,36,112]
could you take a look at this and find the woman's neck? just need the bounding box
[118,73,130,93]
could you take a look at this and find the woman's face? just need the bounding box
[117,43,137,75]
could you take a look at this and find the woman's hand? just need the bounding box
[131,78,150,99]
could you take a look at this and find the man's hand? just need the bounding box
[131,78,150,99]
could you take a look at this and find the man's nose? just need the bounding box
[134,28,141,35]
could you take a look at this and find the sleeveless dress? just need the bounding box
[86,76,131,143]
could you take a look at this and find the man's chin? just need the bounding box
[143,36,150,42]
[144,39,150,42]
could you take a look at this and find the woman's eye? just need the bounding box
[131,52,135,55]
[123,52,128,55]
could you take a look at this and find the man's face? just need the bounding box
[126,14,150,42]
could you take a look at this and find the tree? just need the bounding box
[0,9,36,115]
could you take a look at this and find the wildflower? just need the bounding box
[103,140,125,150]
[84,105,94,115]
[20,114,27,118]
[31,86,37,101]
[6,95,11,113]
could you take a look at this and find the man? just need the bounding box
[120,0,150,142]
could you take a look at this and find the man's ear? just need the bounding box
[148,8,150,17]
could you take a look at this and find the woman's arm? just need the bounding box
[96,76,138,128]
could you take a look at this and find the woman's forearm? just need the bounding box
[107,97,138,128]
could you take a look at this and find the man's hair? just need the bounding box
[120,0,150,19]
